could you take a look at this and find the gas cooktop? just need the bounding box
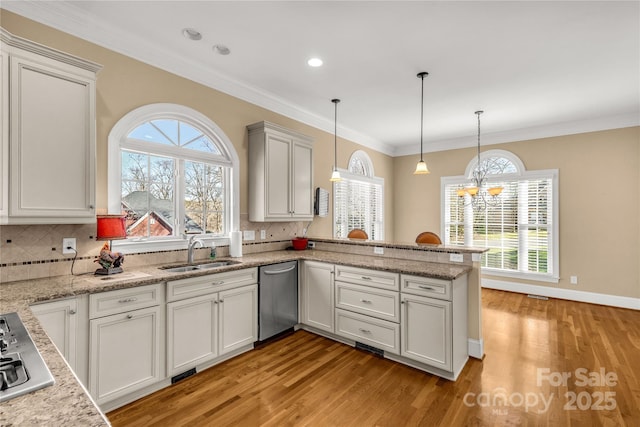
[0,312,55,402]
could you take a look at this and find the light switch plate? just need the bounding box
[374,247,384,255]
[450,253,464,263]
[260,230,266,239]
[243,230,255,241]
[472,253,482,262]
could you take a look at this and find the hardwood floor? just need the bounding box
[107,289,640,426]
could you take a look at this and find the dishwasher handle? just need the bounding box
[262,265,297,275]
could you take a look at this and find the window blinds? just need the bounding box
[334,173,384,240]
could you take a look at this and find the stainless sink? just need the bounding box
[160,260,239,273]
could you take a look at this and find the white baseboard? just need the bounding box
[468,338,484,360]
[482,279,640,310]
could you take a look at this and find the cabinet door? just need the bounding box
[265,134,291,218]
[302,261,335,333]
[31,298,78,367]
[219,284,258,355]
[291,140,313,218]
[89,305,162,404]
[401,293,452,372]
[9,50,95,221]
[166,293,218,376]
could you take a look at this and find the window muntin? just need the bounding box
[443,150,558,282]
[121,120,228,239]
[334,151,384,240]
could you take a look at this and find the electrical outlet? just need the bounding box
[374,246,384,255]
[450,253,464,263]
[308,241,316,249]
[62,238,76,254]
[243,230,255,241]
[260,230,266,239]
[570,276,578,285]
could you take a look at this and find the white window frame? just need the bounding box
[333,151,384,240]
[441,150,559,283]
[107,103,239,253]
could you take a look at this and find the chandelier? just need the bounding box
[457,110,503,210]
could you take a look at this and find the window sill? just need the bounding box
[112,236,230,255]
[481,268,559,284]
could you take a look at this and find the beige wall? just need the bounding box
[394,127,640,299]
[0,10,395,241]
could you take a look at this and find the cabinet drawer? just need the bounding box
[335,308,400,355]
[335,265,399,291]
[401,274,452,301]
[335,282,399,323]
[89,283,162,319]
[167,268,258,302]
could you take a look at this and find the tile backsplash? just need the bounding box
[0,214,309,283]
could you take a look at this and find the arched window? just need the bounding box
[442,150,559,282]
[334,150,384,240]
[108,104,239,251]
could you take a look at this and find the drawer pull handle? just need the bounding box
[358,328,371,334]
[212,281,225,285]
[126,314,133,319]
[361,276,372,280]
[118,297,138,303]
[360,299,372,304]
[418,285,435,291]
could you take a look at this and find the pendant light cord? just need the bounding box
[419,74,425,162]
[332,99,340,171]
[475,110,483,170]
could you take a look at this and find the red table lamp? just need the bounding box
[95,215,127,275]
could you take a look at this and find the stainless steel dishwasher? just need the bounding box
[258,261,298,341]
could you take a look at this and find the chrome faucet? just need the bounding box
[186,234,204,264]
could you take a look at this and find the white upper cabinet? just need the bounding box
[247,121,313,222]
[0,29,101,224]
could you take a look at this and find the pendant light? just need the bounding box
[457,110,503,210]
[414,72,430,175]
[330,98,342,182]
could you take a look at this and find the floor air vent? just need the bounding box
[355,342,384,358]
[171,368,196,384]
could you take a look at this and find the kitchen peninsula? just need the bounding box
[0,239,485,425]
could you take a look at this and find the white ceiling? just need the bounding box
[3,1,639,156]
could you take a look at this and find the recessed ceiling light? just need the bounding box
[307,58,323,67]
[182,28,202,41]
[214,44,231,55]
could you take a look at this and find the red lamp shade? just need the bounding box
[96,215,127,241]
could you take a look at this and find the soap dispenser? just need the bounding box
[210,242,217,259]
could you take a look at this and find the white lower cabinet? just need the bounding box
[30,295,89,386]
[400,293,452,370]
[400,274,468,378]
[335,308,400,355]
[88,283,164,405]
[219,285,258,355]
[301,261,335,333]
[166,269,258,377]
[166,293,218,376]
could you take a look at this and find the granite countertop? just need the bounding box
[0,249,472,426]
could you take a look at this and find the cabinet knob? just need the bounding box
[126,314,133,319]
[69,310,76,315]
[89,205,94,209]
[219,299,224,303]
